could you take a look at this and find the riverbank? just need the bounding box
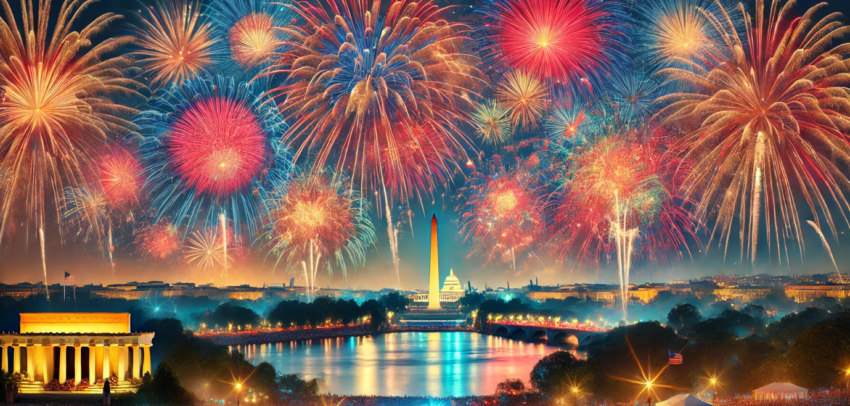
[195,326,376,346]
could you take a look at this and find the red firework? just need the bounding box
[99,146,144,208]
[135,221,182,260]
[457,156,546,272]
[167,97,268,198]
[488,0,624,84]
[552,129,700,265]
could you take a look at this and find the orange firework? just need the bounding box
[657,0,850,264]
[99,146,144,209]
[228,12,277,68]
[0,0,141,292]
[133,0,217,87]
[264,173,375,295]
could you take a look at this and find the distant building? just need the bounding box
[414,269,465,303]
[713,286,773,303]
[785,284,850,303]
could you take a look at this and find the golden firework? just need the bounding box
[228,12,277,68]
[496,70,547,130]
[133,0,217,87]
[0,0,142,241]
[657,0,850,263]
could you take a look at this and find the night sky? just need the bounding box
[2,0,850,291]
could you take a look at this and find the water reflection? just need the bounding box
[233,332,563,397]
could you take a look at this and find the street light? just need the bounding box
[235,383,242,406]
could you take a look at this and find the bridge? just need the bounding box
[486,322,607,347]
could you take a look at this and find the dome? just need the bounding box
[441,269,463,292]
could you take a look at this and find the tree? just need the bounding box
[495,378,526,397]
[787,322,850,389]
[530,350,586,397]
[276,374,319,395]
[667,303,701,335]
[136,318,190,367]
[379,291,411,313]
[132,363,197,405]
[201,303,261,329]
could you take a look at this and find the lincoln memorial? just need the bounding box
[0,313,154,394]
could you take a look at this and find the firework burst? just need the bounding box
[632,0,732,68]
[473,100,512,145]
[265,0,485,287]
[496,70,548,131]
[184,227,235,273]
[483,0,625,87]
[135,221,182,261]
[134,0,217,87]
[63,187,109,246]
[456,156,546,280]
[546,106,588,142]
[263,172,376,297]
[209,0,294,72]
[135,75,292,238]
[604,65,664,123]
[657,0,850,264]
[550,117,702,266]
[99,146,145,210]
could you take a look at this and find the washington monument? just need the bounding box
[428,214,442,310]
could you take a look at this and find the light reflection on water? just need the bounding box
[233,332,564,397]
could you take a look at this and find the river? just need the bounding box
[232,331,561,397]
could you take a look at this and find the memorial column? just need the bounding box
[12,345,20,374]
[142,345,152,376]
[132,345,140,379]
[58,344,67,382]
[25,345,34,381]
[89,346,96,383]
[74,344,82,384]
[102,345,111,381]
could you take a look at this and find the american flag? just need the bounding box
[669,349,683,365]
[64,272,75,285]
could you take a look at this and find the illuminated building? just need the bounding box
[785,284,850,303]
[428,214,442,310]
[91,290,152,300]
[0,313,153,394]
[713,286,773,303]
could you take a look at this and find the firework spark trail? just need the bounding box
[220,212,228,280]
[750,132,766,266]
[108,222,115,276]
[39,227,49,300]
[808,221,844,284]
[612,191,638,321]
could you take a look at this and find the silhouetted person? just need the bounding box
[103,379,111,406]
